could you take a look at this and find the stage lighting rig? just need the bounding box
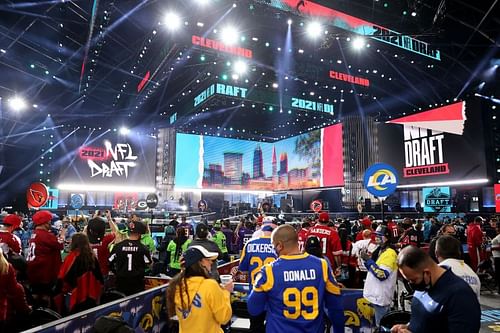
[306,21,323,39]
[164,12,182,31]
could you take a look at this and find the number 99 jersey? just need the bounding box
[247,253,342,333]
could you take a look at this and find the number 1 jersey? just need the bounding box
[109,239,151,279]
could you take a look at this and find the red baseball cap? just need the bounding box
[319,212,330,223]
[33,210,53,226]
[3,214,22,229]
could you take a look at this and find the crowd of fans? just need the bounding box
[0,208,499,332]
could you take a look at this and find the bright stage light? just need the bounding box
[58,183,156,193]
[164,12,181,30]
[306,21,323,39]
[119,127,130,135]
[287,18,293,25]
[220,26,239,45]
[233,60,248,74]
[195,0,209,5]
[8,96,27,112]
[352,36,365,50]
[397,178,489,189]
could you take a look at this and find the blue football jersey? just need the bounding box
[239,236,277,286]
[248,253,342,333]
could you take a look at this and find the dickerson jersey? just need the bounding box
[109,239,151,279]
[307,225,342,267]
[248,253,342,333]
[239,236,277,286]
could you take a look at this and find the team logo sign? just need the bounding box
[70,194,84,209]
[423,187,451,213]
[146,193,159,209]
[310,200,323,212]
[26,182,49,208]
[363,163,398,197]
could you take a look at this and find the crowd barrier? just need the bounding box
[23,260,376,333]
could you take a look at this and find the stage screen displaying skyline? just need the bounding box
[175,124,344,191]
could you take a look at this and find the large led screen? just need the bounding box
[58,131,156,188]
[175,124,344,191]
[377,100,487,185]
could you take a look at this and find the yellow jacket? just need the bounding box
[174,276,232,333]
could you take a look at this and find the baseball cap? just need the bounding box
[183,245,218,268]
[196,223,208,238]
[129,221,147,235]
[33,210,53,226]
[261,224,275,232]
[319,212,330,223]
[374,225,390,238]
[3,214,22,229]
[88,218,106,243]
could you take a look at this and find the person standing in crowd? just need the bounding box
[252,216,277,239]
[109,220,151,295]
[490,224,500,294]
[238,223,277,332]
[26,210,65,307]
[338,227,356,287]
[140,220,156,254]
[55,233,104,314]
[483,217,497,240]
[237,220,254,254]
[169,214,179,229]
[466,216,484,271]
[248,224,344,333]
[166,245,233,333]
[423,216,432,242]
[212,221,229,262]
[307,212,342,268]
[87,215,115,278]
[435,235,480,299]
[0,214,22,256]
[398,219,420,248]
[178,215,194,239]
[189,223,221,281]
[297,221,310,253]
[428,217,441,241]
[351,229,377,288]
[360,225,398,326]
[221,220,235,254]
[0,248,31,332]
[391,246,480,333]
[385,217,399,244]
[356,216,374,241]
[428,224,460,263]
[166,227,192,276]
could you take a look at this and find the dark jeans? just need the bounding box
[494,257,500,292]
[249,312,266,333]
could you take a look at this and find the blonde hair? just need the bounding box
[0,248,9,275]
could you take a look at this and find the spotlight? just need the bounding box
[411,11,417,17]
[220,26,239,45]
[8,96,27,111]
[233,60,248,74]
[306,21,322,39]
[287,18,293,25]
[352,36,365,50]
[195,0,209,5]
[119,127,130,135]
[164,12,181,30]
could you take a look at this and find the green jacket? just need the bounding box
[213,231,228,254]
[166,239,192,269]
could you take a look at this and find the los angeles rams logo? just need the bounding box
[363,163,399,197]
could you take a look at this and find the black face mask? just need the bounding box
[409,272,431,292]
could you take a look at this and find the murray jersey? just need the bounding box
[239,236,277,286]
[109,239,151,279]
[248,253,343,333]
